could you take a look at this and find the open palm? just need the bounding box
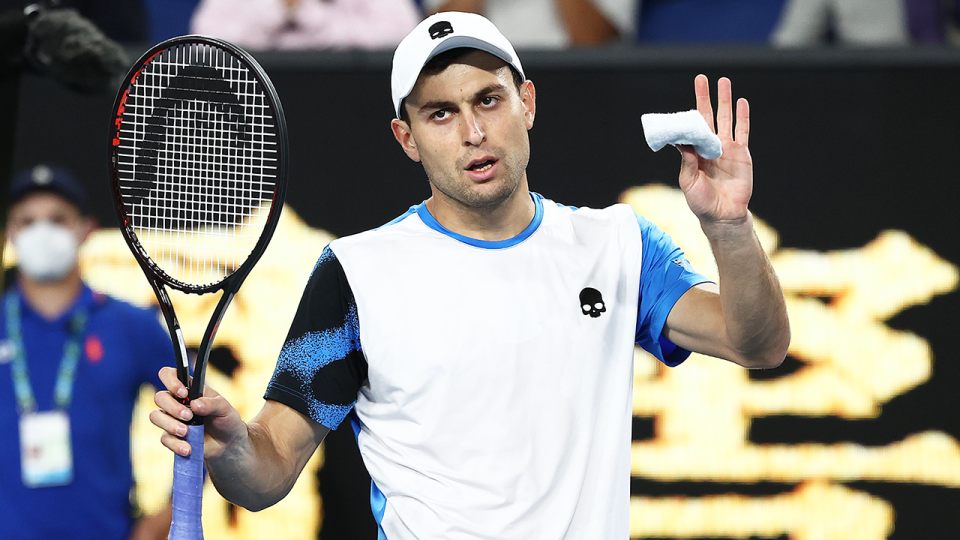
[677,75,753,225]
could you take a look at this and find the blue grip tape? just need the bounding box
[169,424,205,540]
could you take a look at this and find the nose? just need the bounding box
[460,110,485,147]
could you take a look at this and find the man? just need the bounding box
[0,165,173,540]
[151,12,790,539]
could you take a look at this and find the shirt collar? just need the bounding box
[415,192,544,249]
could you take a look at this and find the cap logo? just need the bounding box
[31,165,53,185]
[429,21,454,40]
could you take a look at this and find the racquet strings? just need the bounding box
[114,42,280,289]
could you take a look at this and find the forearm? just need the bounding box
[554,0,619,45]
[428,0,484,15]
[203,401,325,511]
[205,419,311,511]
[703,213,790,368]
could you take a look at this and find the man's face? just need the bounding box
[7,191,92,245]
[392,51,536,210]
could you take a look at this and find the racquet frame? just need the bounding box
[108,35,288,540]
[109,35,288,404]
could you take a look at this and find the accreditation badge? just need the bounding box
[19,410,74,488]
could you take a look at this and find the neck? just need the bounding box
[426,180,536,242]
[17,268,84,320]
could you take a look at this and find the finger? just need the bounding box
[159,366,188,400]
[189,395,223,417]
[197,383,220,399]
[149,407,189,438]
[716,77,733,141]
[185,381,223,416]
[735,97,750,146]
[161,431,193,457]
[155,389,194,422]
[694,74,714,133]
[676,144,700,187]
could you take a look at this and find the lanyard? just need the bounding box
[5,291,89,414]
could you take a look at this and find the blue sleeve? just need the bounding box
[635,214,712,367]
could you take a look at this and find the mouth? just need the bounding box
[466,157,498,173]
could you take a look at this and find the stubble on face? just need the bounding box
[407,54,531,213]
[422,138,528,211]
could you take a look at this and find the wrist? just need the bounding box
[699,211,754,242]
[204,418,249,464]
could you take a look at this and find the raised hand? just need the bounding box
[677,75,753,226]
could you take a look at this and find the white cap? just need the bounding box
[391,12,525,118]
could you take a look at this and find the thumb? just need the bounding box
[190,389,228,418]
[190,391,245,447]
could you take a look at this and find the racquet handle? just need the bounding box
[169,424,205,540]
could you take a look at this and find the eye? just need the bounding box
[50,212,77,227]
[430,109,450,121]
[479,96,499,108]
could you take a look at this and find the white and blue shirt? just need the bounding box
[267,193,709,540]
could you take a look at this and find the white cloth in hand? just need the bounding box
[641,110,723,160]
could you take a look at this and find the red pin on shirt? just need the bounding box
[85,335,104,364]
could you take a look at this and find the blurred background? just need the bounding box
[1,0,959,539]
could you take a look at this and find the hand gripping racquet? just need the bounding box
[108,35,288,540]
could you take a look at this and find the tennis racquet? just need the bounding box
[108,35,288,540]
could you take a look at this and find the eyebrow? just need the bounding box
[417,83,509,116]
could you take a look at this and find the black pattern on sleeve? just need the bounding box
[265,245,367,429]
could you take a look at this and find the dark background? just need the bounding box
[9,46,960,538]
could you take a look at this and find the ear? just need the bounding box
[77,216,97,246]
[520,79,536,130]
[391,118,421,163]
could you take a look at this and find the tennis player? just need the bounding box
[151,12,789,539]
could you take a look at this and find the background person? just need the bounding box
[633,0,787,44]
[0,165,174,540]
[772,0,910,46]
[189,0,422,50]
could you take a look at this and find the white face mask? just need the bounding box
[13,221,79,282]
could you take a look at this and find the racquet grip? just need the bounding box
[169,424,205,540]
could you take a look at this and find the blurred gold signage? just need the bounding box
[623,185,959,540]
